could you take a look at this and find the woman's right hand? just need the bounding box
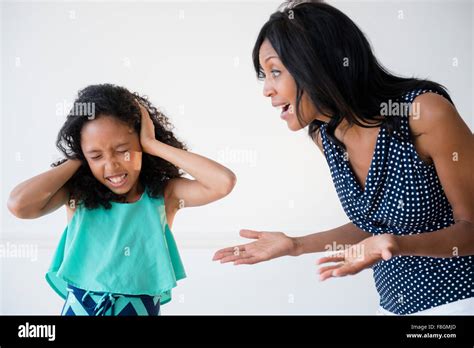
[212,229,301,265]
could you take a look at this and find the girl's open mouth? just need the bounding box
[105,173,128,187]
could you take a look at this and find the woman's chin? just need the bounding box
[286,119,304,131]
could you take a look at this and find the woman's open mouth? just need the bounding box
[280,103,291,120]
[105,173,128,188]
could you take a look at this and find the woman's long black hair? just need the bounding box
[253,0,453,149]
[52,83,187,210]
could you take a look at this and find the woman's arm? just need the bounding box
[396,220,474,257]
[7,159,82,219]
[137,101,237,210]
[317,93,474,280]
[395,92,474,257]
[213,222,372,265]
[293,222,372,255]
[317,222,474,281]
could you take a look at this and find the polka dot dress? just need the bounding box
[319,88,473,314]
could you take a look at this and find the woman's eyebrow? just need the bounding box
[263,55,279,63]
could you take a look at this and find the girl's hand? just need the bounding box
[316,234,399,281]
[136,99,156,153]
[212,229,298,265]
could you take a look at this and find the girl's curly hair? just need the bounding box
[52,83,187,210]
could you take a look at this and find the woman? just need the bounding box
[213,1,473,315]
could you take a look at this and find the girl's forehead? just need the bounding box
[80,116,136,148]
[82,115,132,135]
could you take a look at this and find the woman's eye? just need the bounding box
[271,69,281,78]
[91,156,101,160]
[118,150,128,153]
[257,70,280,80]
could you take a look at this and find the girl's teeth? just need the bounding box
[108,174,126,183]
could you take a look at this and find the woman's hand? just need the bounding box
[317,233,399,281]
[136,99,156,153]
[213,229,299,265]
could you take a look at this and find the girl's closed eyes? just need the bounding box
[80,116,144,202]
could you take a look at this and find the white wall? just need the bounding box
[1,0,472,315]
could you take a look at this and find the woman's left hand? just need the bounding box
[317,233,399,281]
[136,99,156,152]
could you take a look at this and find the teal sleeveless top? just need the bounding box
[45,186,186,305]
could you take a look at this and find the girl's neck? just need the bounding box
[125,181,144,203]
[113,181,144,204]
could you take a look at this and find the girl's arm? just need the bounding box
[7,159,82,219]
[137,102,237,210]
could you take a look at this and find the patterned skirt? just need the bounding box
[61,284,161,316]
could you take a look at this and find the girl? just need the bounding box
[213,1,474,315]
[8,83,237,316]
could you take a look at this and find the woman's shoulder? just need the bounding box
[409,91,459,133]
[399,85,454,106]
[408,90,471,165]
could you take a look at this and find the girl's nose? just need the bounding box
[105,158,121,171]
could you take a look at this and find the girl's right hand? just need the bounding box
[212,229,300,265]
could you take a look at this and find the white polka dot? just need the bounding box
[319,88,473,314]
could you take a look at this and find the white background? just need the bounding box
[1,0,472,314]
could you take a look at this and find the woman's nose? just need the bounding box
[263,80,275,98]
